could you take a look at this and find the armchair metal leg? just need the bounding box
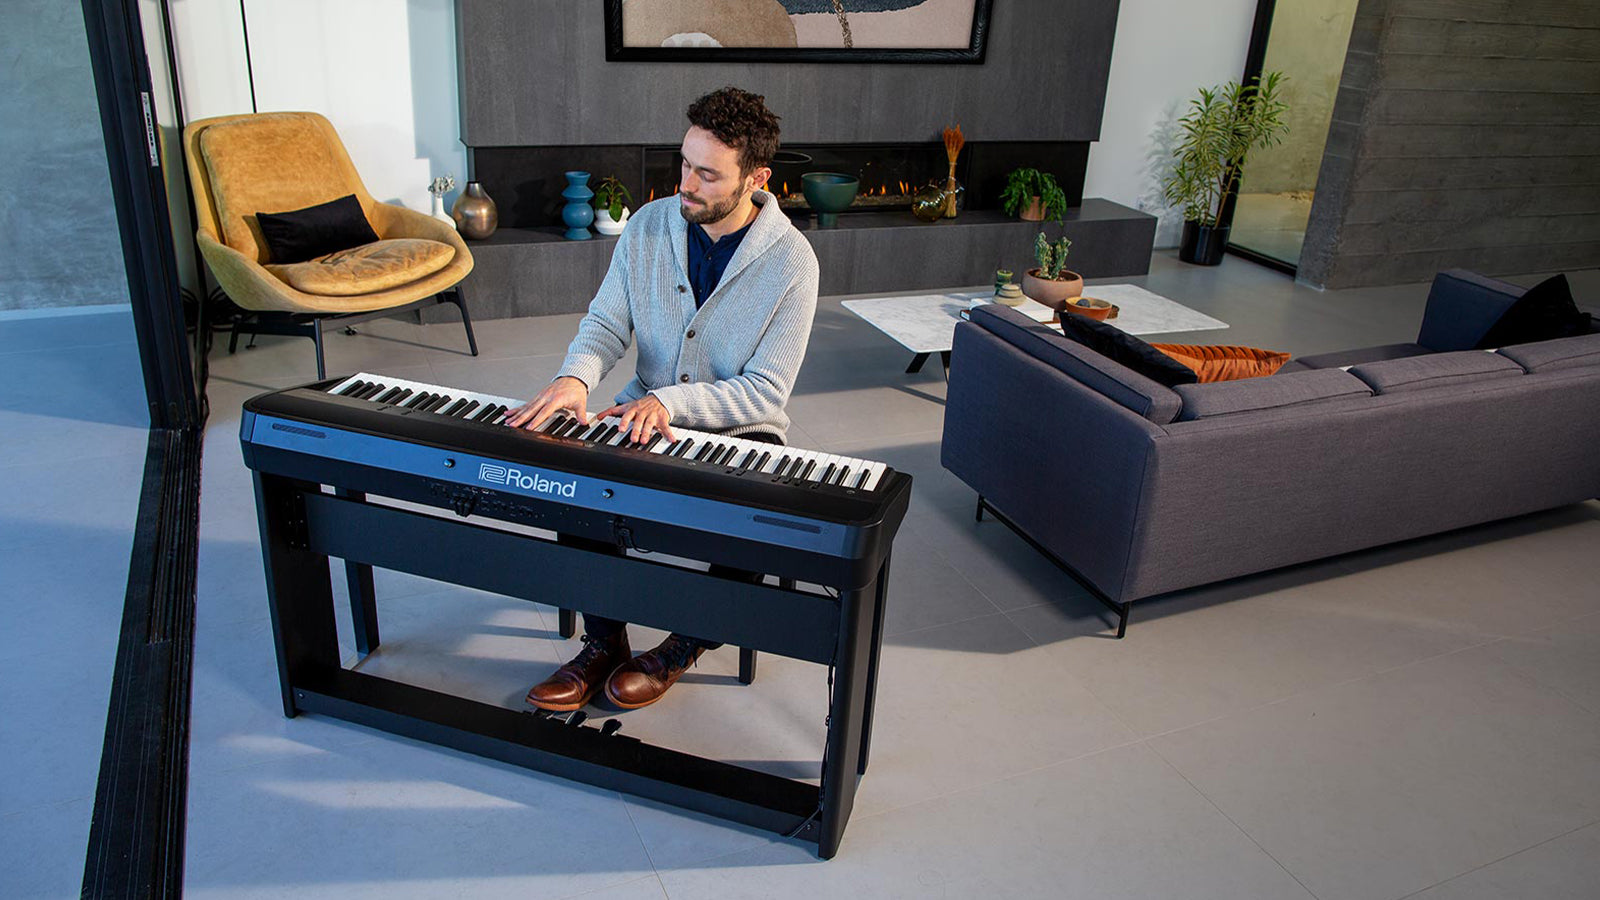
[445,285,480,357]
[312,318,328,380]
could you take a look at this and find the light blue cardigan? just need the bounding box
[555,190,820,441]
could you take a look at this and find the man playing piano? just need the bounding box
[507,87,820,712]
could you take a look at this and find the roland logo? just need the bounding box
[476,463,576,498]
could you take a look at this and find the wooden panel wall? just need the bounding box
[1300,0,1600,288]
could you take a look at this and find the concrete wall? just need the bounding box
[1301,0,1600,289]
[1240,0,1361,194]
[1,2,128,311]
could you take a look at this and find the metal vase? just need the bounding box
[451,181,499,240]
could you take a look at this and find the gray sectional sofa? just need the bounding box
[941,270,1600,637]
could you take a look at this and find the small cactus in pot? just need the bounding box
[1022,232,1084,310]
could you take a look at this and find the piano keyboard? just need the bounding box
[327,373,890,492]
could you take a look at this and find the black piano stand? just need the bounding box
[256,472,890,858]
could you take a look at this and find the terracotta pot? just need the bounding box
[1063,296,1115,322]
[1019,196,1045,221]
[1021,269,1085,309]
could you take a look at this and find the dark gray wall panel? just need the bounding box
[1301,0,1600,289]
[456,0,1119,146]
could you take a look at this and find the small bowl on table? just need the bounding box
[1062,296,1116,322]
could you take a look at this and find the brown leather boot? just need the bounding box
[526,632,630,712]
[605,634,706,710]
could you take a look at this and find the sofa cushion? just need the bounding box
[1291,343,1432,370]
[257,194,381,264]
[1417,269,1524,351]
[1349,350,1524,395]
[1054,312,1199,388]
[966,304,1182,423]
[1498,332,1600,373]
[1150,343,1291,382]
[266,238,455,296]
[1475,274,1593,348]
[1174,369,1372,422]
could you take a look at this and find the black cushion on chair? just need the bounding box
[1055,313,1199,388]
[256,194,380,263]
[1475,274,1593,349]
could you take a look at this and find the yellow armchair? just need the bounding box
[183,111,478,377]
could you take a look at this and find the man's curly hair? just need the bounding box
[686,87,782,177]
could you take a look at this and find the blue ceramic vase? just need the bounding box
[561,171,595,240]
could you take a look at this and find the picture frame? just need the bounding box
[603,0,993,65]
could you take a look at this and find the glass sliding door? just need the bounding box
[1230,0,1359,269]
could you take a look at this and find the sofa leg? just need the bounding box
[975,495,985,522]
[1115,602,1130,639]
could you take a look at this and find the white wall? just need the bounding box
[1084,0,1261,246]
[167,0,1257,242]
[169,0,466,213]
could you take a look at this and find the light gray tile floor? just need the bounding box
[4,255,1598,899]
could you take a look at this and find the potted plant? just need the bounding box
[1022,232,1083,308]
[1163,71,1289,265]
[999,167,1070,222]
[592,176,633,235]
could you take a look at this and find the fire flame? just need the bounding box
[647,188,656,202]
[782,181,789,196]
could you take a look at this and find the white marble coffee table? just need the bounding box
[841,283,1229,375]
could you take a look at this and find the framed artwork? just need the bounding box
[604,0,993,64]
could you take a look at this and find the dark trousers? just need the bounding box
[565,429,783,650]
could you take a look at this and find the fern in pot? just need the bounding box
[1163,71,1289,265]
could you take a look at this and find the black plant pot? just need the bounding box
[1179,221,1231,266]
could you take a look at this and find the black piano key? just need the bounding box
[487,405,509,423]
[799,460,817,482]
[854,469,870,489]
[755,451,772,472]
[363,382,389,400]
[771,455,791,479]
[736,449,757,469]
[374,387,404,404]
[469,403,496,422]
[442,399,467,417]
[835,466,850,486]
[336,380,368,396]
[695,443,716,461]
[710,444,729,464]
[642,434,663,452]
[820,463,836,484]
[600,425,620,444]
[721,445,741,466]
[390,388,414,405]
[455,400,480,418]
[577,421,603,441]
[428,395,454,413]
[544,414,568,433]
[349,382,376,399]
[675,438,695,457]
[559,418,585,436]
[405,392,432,409]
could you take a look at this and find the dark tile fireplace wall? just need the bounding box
[448,0,1154,320]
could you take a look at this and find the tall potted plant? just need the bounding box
[1163,71,1289,265]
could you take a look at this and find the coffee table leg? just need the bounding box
[905,353,931,374]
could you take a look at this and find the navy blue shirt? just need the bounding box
[686,220,752,309]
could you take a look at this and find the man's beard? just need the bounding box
[678,187,745,225]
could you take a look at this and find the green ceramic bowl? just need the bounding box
[801,172,860,227]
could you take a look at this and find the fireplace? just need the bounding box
[468,141,1088,230]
